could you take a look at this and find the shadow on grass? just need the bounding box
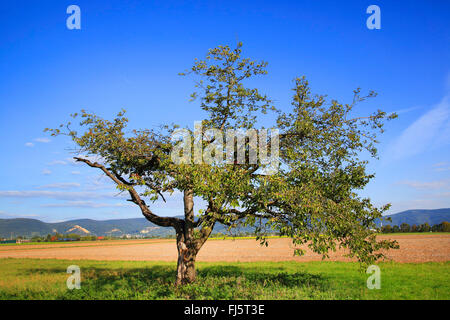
[198,265,326,288]
[20,264,330,299]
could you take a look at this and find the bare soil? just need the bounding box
[0,234,448,263]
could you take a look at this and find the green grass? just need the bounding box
[0,241,52,246]
[0,258,448,300]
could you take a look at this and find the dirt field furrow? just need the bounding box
[0,235,448,263]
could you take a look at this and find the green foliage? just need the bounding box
[400,223,410,233]
[179,42,275,130]
[46,43,400,266]
[435,221,450,232]
[419,223,431,232]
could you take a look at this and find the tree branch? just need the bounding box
[73,157,182,229]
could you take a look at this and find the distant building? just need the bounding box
[16,239,31,244]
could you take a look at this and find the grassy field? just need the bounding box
[0,258,448,300]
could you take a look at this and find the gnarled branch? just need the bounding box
[73,157,182,229]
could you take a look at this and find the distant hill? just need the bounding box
[381,208,450,226]
[0,217,170,238]
[0,215,254,238]
[0,218,55,238]
[1,208,449,238]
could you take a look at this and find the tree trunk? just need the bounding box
[175,189,199,286]
[175,231,198,285]
[173,189,216,285]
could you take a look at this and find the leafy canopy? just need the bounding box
[46,42,398,264]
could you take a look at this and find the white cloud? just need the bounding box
[36,182,81,189]
[397,179,450,190]
[0,190,127,200]
[71,171,81,175]
[42,169,52,175]
[85,176,115,191]
[392,106,420,115]
[25,138,51,148]
[47,160,67,165]
[0,211,40,219]
[40,201,132,208]
[433,192,450,198]
[65,157,80,165]
[433,161,449,167]
[388,95,450,160]
[433,162,450,172]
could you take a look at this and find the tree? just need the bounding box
[420,223,431,232]
[46,43,398,285]
[431,223,439,232]
[400,223,410,233]
[411,224,418,232]
[381,225,392,233]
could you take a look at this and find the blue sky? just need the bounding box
[0,0,449,222]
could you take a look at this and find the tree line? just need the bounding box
[381,221,450,233]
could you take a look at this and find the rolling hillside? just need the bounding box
[0,217,172,238]
[381,208,450,226]
[1,208,449,238]
[0,216,246,238]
